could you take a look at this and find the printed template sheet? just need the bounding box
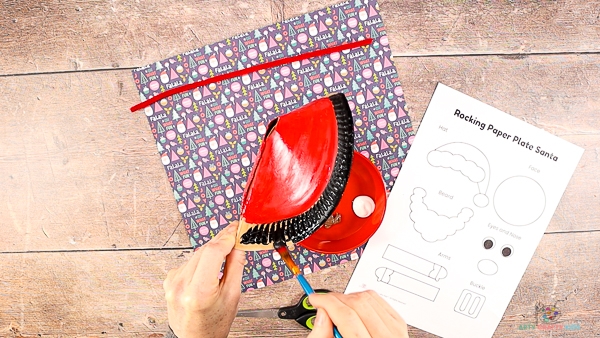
[346,84,584,338]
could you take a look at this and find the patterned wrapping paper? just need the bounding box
[132,0,415,291]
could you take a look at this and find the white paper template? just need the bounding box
[346,84,584,338]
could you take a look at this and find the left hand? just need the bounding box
[163,221,246,338]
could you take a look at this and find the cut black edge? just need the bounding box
[240,93,354,245]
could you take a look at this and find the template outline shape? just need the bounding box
[454,289,486,318]
[427,142,491,207]
[493,176,546,226]
[477,259,498,276]
[382,245,448,281]
[375,266,440,302]
[410,187,474,242]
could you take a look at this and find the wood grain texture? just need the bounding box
[1,0,599,74]
[0,249,355,337]
[1,55,597,252]
[0,72,186,252]
[0,0,338,75]
[380,0,600,57]
[0,232,598,337]
[395,54,600,133]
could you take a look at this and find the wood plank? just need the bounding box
[380,0,600,57]
[0,232,598,337]
[0,0,337,75]
[0,249,354,337]
[1,0,600,74]
[0,72,186,252]
[395,54,600,133]
[1,54,598,251]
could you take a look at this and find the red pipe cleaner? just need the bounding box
[130,39,373,112]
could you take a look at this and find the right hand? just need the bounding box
[307,290,409,338]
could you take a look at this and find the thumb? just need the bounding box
[193,222,239,287]
[307,308,334,338]
[221,248,246,298]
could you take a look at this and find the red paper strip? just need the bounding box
[130,39,373,112]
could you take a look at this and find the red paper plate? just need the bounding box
[299,151,387,254]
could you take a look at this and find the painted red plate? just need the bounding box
[299,151,387,254]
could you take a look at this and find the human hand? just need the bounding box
[163,221,246,338]
[306,290,409,338]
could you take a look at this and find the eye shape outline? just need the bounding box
[500,244,514,257]
[482,237,495,250]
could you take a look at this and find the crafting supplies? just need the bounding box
[346,84,584,338]
[238,255,342,338]
[130,40,372,112]
[236,93,364,338]
[273,244,318,299]
[237,289,331,330]
[299,151,387,254]
[131,0,415,291]
[235,94,354,250]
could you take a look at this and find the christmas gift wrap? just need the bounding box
[132,0,415,291]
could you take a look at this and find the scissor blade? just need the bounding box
[236,308,280,318]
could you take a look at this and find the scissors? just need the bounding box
[236,289,331,330]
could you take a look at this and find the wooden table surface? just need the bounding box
[1,0,598,337]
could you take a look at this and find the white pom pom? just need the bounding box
[352,196,376,218]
